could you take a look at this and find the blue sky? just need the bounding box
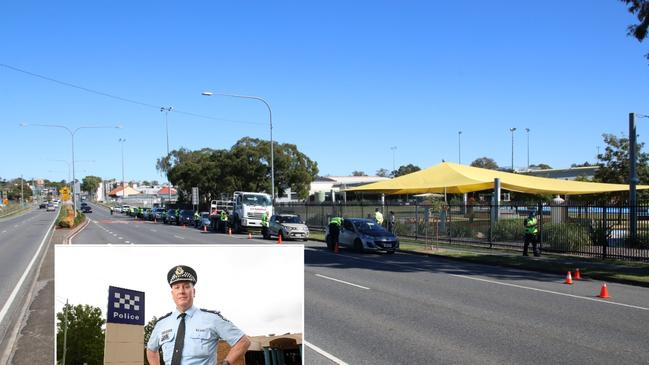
[1,1,648,184]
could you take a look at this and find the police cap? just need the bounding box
[167,265,197,286]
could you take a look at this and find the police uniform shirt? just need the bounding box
[147,305,245,365]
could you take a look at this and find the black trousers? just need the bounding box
[523,233,539,256]
[329,223,340,251]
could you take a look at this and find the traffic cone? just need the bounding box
[598,283,610,299]
[228,228,232,236]
[248,232,252,239]
[278,234,283,244]
[183,224,186,230]
[203,225,207,233]
[574,268,581,280]
[564,271,573,285]
[334,242,339,254]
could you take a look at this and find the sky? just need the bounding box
[55,244,304,336]
[1,1,649,184]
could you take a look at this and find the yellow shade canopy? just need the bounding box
[346,162,649,195]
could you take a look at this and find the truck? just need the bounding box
[231,191,273,233]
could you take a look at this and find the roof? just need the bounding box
[107,186,141,197]
[346,162,649,195]
[157,187,177,195]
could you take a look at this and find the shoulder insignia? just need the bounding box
[156,312,173,323]
[201,308,231,322]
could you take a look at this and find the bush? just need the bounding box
[449,222,472,238]
[492,219,525,242]
[57,205,86,228]
[541,222,591,251]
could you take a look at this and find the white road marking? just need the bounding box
[450,274,649,312]
[304,340,349,365]
[112,234,117,236]
[150,229,157,232]
[1,231,5,233]
[174,235,185,240]
[315,274,370,290]
[118,237,123,240]
[125,241,130,244]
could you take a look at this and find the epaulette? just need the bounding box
[155,312,173,323]
[201,308,231,322]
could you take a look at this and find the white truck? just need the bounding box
[231,191,273,233]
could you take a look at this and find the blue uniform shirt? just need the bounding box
[147,305,245,365]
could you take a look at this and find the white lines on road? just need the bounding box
[1,230,5,233]
[117,237,123,240]
[304,340,349,365]
[173,235,185,240]
[450,274,649,312]
[150,229,157,232]
[125,241,130,244]
[315,274,370,290]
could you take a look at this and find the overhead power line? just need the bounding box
[0,63,264,126]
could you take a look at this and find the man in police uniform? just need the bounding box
[523,211,540,257]
[146,265,251,365]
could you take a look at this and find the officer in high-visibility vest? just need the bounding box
[328,216,343,251]
[261,211,269,238]
[374,208,384,226]
[193,211,201,227]
[523,211,540,257]
[220,210,229,233]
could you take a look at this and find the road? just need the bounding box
[304,243,649,365]
[0,206,56,355]
[72,203,299,245]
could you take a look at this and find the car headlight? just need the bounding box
[284,225,296,231]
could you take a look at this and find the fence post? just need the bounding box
[415,203,419,240]
[538,201,543,248]
[602,205,608,260]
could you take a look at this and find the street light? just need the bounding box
[390,146,397,172]
[458,131,462,164]
[119,138,126,201]
[160,107,173,206]
[525,128,530,171]
[629,113,649,247]
[21,122,122,215]
[509,127,517,171]
[201,91,275,202]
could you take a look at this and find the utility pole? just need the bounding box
[509,127,517,171]
[458,131,462,164]
[525,128,530,171]
[630,113,638,246]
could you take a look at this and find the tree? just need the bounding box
[351,171,367,176]
[6,177,33,201]
[391,164,421,177]
[143,316,164,365]
[621,0,649,61]
[470,157,499,170]
[571,162,593,167]
[56,304,105,365]
[81,176,102,195]
[594,133,649,185]
[376,168,390,177]
[530,163,552,170]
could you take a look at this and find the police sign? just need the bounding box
[107,286,145,325]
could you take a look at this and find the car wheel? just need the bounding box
[386,250,395,254]
[353,239,363,252]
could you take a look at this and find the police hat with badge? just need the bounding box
[167,265,197,286]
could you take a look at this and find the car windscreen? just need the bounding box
[353,221,387,234]
[180,211,194,217]
[242,194,271,206]
[279,216,302,224]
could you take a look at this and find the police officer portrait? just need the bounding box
[146,265,250,365]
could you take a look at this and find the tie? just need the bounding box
[171,313,186,365]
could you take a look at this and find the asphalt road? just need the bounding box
[304,243,649,365]
[72,203,299,245]
[0,206,56,350]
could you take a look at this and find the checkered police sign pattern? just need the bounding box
[107,286,145,325]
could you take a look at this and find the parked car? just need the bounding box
[164,209,177,224]
[325,218,399,253]
[177,210,195,226]
[39,202,47,209]
[120,205,131,214]
[150,207,166,221]
[265,214,309,241]
[195,212,211,228]
[81,205,93,213]
[137,207,151,219]
[46,203,55,212]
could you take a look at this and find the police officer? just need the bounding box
[110,206,114,215]
[219,210,229,233]
[193,211,200,227]
[328,216,343,251]
[523,211,540,257]
[260,211,269,238]
[374,208,384,226]
[146,265,251,365]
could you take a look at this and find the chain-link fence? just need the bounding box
[275,201,649,261]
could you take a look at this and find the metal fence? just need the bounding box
[275,201,649,261]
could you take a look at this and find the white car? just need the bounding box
[265,214,309,241]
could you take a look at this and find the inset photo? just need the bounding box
[55,244,304,365]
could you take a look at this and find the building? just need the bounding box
[525,166,598,181]
[309,176,389,203]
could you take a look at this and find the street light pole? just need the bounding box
[509,127,517,171]
[525,128,530,171]
[201,91,275,202]
[160,107,173,206]
[20,123,121,215]
[458,131,462,164]
[119,138,126,201]
[390,146,397,172]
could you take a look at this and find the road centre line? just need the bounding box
[450,274,649,312]
[310,248,649,312]
[315,274,370,290]
[174,235,185,240]
[304,340,349,365]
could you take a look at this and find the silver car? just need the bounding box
[265,214,309,241]
[325,218,399,254]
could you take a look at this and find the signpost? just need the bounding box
[104,286,145,365]
[192,186,199,211]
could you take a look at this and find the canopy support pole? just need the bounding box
[490,178,501,244]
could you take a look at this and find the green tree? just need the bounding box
[470,157,499,170]
[530,163,552,170]
[143,316,165,365]
[621,0,649,61]
[56,304,105,365]
[352,170,367,176]
[594,133,649,201]
[376,168,390,177]
[391,164,421,177]
[6,177,33,201]
[81,176,102,195]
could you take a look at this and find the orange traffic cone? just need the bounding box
[598,283,610,299]
[565,271,573,285]
[228,228,232,236]
[203,225,207,232]
[278,234,283,244]
[334,242,339,254]
[574,268,581,280]
[248,232,252,239]
[154,218,157,223]
[183,224,186,230]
